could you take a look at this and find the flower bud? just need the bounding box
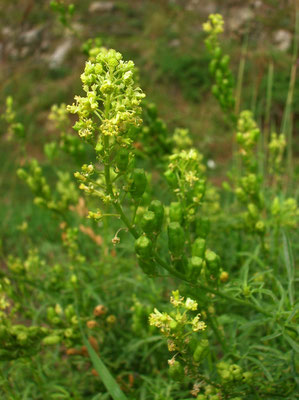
[93,305,107,317]
[220,270,229,282]
[86,320,97,329]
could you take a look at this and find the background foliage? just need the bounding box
[0,1,298,399]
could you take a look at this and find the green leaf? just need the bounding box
[246,356,273,381]
[282,232,295,306]
[82,335,128,400]
[261,331,282,341]
[283,333,299,353]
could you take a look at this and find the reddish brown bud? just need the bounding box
[93,304,107,317]
[86,320,97,329]
[88,336,99,352]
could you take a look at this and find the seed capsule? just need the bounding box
[220,54,230,70]
[135,235,153,258]
[164,169,178,188]
[138,259,158,276]
[168,222,185,257]
[148,200,164,232]
[141,211,157,234]
[188,256,204,279]
[192,238,206,258]
[169,202,183,224]
[193,339,209,362]
[115,148,129,172]
[195,217,210,238]
[129,168,147,199]
[42,335,61,346]
[205,249,220,275]
[169,360,184,381]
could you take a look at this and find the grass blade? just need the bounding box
[82,335,128,400]
[282,232,295,306]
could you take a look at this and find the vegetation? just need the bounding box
[0,2,298,399]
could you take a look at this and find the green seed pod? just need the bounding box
[235,187,246,203]
[230,364,243,380]
[192,238,206,258]
[195,218,210,238]
[135,235,153,258]
[188,256,204,279]
[130,168,147,199]
[255,220,265,234]
[115,148,129,172]
[215,69,223,85]
[217,361,229,371]
[193,339,209,362]
[169,360,184,381]
[141,211,157,234]
[205,249,220,275]
[248,203,258,219]
[213,46,222,60]
[164,169,178,188]
[220,54,230,70]
[196,395,206,400]
[219,369,233,383]
[42,335,61,346]
[209,59,218,75]
[148,200,164,232]
[17,332,28,343]
[13,123,25,138]
[169,202,183,223]
[168,222,185,257]
[242,371,253,384]
[17,168,27,180]
[138,259,158,276]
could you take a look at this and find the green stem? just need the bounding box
[101,148,298,333]
[102,150,276,319]
[103,136,139,239]
[101,132,287,326]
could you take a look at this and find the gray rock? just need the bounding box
[186,0,216,14]
[273,30,292,52]
[20,27,43,45]
[49,39,73,69]
[227,7,254,31]
[89,1,115,13]
[169,39,180,48]
[253,0,263,8]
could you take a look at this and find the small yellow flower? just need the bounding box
[192,315,207,332]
